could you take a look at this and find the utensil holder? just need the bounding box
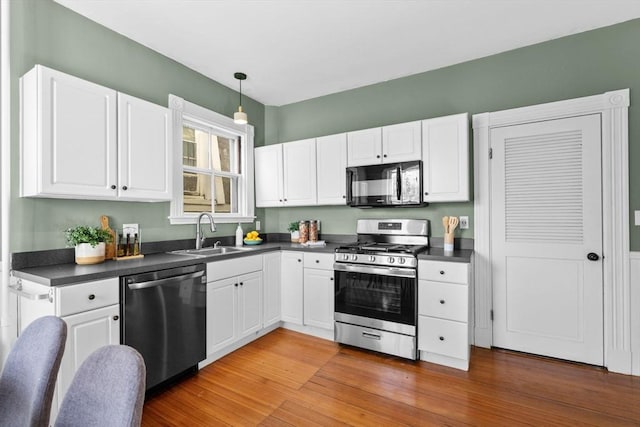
[444,232,454,252]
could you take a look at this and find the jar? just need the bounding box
[309,220,318,242]
[298,220,309,244]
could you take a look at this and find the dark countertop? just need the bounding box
[13,241,472,286]
[417,248,473,263]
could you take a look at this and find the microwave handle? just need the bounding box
[396,167,402,201]
[346,169,353,203]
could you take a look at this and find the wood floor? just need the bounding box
[142,328,640,426]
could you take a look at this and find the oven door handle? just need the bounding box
[333,262,416,278]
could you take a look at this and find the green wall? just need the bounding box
[264,19,640,249]
[10,1,640,251]
[10,0,265,251]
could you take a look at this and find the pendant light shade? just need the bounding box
[233,72,248,125]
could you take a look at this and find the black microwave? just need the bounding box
[346,160,426,208]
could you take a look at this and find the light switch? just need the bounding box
[635,211,640,226]
[255,220,261,231]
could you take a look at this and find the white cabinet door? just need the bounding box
[58,304,120,408]
[422,113,469,202]
[117,93,172,201]
[283,139,317,206]
[21,65,118,199]
[347,128,382,166]
[263,252,282,328]
[303,268,334,330]
[316,133,347,205]
[206,277,237,355]
[237,271,263,338]
[382,121,422,163]
[281,251,304,325]
[254,144,284,207]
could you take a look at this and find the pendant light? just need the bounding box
[233,72,248,125]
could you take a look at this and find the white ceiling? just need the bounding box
[54,0,640,106]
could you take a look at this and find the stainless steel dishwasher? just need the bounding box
[121,264,206,393]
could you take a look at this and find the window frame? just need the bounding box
[168,94,255,224]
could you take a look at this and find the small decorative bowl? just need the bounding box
[243,238,263,245]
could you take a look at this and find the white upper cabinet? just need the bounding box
[20,65,171,202]
[382,121,422,163]
[347,128,382,166]
[283,138,317,206]
[316,133,347,205]
[422,113,469,202]
[254,144,284,207]
[117,93,172,201]
[347,121,421,166]
[255,139,317,207]
[21,65,118,199]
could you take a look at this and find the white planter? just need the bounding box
[290,231,300,243]
[75,242,106,265]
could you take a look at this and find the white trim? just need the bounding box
[168,94,255,225]
[1,0,15,364]
[629,251,640,375]
[473,89,632,374]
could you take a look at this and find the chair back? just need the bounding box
[0,315,67,427]
[55,345,146,427]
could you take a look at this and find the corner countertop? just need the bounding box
[12,241,472,287]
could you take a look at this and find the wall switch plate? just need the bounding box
[459,216,469,229]
[255,220,261,231]
[635,211,640,226]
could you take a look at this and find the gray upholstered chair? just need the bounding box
[55,345,146,427]
[0,315,67,427]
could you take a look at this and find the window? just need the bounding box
[169,95,255,224]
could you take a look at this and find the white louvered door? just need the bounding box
[490,114,603,365]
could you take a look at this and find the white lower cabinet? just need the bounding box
[280,251,304,324]
[13,277,120,421]
[58,305,120,404]
[303,253,335,331]
[417,260,471,370]
[262,252,282,328]
[206,256,263,358]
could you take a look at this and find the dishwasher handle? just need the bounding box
[127,270,205,290]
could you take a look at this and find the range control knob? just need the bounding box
[398,258,406,265]
[369,255,375,262]
[342,254,349,261]
[387,256,395,264]
[352,255,358,261]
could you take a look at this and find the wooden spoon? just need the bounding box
[449,216,459,232]
[442,216,450,234]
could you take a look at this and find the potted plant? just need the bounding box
[287,221,300,243]
[65,226,113,265]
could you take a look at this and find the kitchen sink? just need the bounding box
[168,246,251,258]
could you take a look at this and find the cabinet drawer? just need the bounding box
[418,260,468,284]
[303,252,334,270]
[207,255,262,282]
[56,278,119,317]
[418,316,468,360]
[418,280,468,322]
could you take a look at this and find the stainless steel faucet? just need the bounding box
[196,212,216,250]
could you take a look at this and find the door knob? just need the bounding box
[587,252,600,261]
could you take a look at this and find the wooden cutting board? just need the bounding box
[100,215,116,260]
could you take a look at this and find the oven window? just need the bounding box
[335,271,416,325]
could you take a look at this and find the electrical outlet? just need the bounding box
[635,211,640,226]
[459,216,469,230]
[255,220,261,231]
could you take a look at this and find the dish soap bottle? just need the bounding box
[235,223,243,247]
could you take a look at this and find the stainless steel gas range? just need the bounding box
[333,218,430,360]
